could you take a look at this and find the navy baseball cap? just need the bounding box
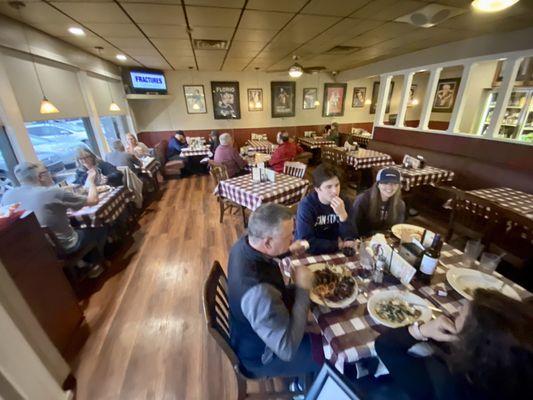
[376,167,401,184]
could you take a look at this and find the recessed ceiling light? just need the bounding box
[68,27,85,36]
[471,0,519,12]
[116,54,127,61]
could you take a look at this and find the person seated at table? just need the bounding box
[73,147,123,187]
[351,167,405,237]
[295,164,357,255]
[228,203,323,378]
[207,130,220,155]
[167,130,189,161]
[125,133,151,158]
[375,289,533,400]
[1,162,107,278]
[323,124,331,137]
[268,131,304,173]
[326,122,340,146]
[214,133,247,178]
[104,140,142,173]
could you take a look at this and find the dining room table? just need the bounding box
[279,242,531,376]
[67,185,134,228]
[297,136,336,150]
[246,140,277,154]
[349,133,372,147]
[180,145,212,157]
[466,187,533,219]
[345,149,394,171]
[214,172,308,211]
[394,165,455,191]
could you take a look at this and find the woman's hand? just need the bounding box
[419,316,458,342]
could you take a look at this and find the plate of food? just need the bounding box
[391,224,425,242]
[96,185,112,193]
[446,268,520,301]
[309,263,358,308]
[367,290,432,328]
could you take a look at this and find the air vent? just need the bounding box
[193,39,228,50]
[324,45,361,55]
[395,4,466,28]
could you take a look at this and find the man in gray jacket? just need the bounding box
[227,204,323,378]
[104,140,142,173]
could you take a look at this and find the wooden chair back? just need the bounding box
[208,160,229,184]
[283,161,307,178]
[42,226,67,258]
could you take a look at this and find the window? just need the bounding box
[25,118,98,179]
[100,115,128,147]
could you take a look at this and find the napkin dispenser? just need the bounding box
[402,154,421,169]
[370,234,417,285]
[399,242,424,267]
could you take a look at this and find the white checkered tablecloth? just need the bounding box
[279,244,530,374]
[68,186,133,228]
[246,140,277,154]
[297,137,336,149]
[345,149,394,171]
[394,165,455,191]
[215,173,308,211]
[467,187,533,218]
[141,157,160,178]
[180,146,211,157]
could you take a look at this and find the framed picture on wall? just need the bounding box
[432,78,461,113]
[370,81,394,114]
[183,85,207,114]
[271,81,296,118]
[407,84,417,107]
[247,88,263,111]
[323,83,347,117]
[211,81,241,119]
[303,88,318,109]
[352,87,366,108]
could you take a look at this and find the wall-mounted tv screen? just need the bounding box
[128,70,167,94]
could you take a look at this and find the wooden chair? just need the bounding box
[203,261,304,400]
[293,151,312,165]
[208,161,248,227]
[283,161,307,178]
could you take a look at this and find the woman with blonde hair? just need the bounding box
[73,147,123,187]
[125,133,150,158]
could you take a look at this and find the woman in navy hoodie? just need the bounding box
[295,164,357,254]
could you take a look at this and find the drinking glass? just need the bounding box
[462,240,483,267]
[478,252,500,274]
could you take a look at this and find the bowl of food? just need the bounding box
[309,263,358,308]
[367,290,432,328]
[391,224,426,242]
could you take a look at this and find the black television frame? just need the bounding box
[125,68,168,95]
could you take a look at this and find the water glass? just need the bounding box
[462,240,483,267]
[478,252,500,274]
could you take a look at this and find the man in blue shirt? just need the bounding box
[167,130,188,161]
[295,164,357,254]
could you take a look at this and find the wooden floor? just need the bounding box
[72,174,244,400]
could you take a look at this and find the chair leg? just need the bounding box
[241,206,247,228]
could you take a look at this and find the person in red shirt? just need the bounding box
[269,131,304,173]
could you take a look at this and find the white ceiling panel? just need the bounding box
[85,23,143,38]
[186,6,241,28]
[233,28,277,43]
[301,0,369,17]
[160,47,195,58]
[106,37,153,49]
[197,55,224,70]
[165,55,196,70]
[246,0,308,13]
[239,10,294,30]
[221,57,251,71]
[152,38,192,50]
[119,47,161,57]
[350,0,427,21]
[140,24,189,39]
[30,23,95,38]
[51,2,130,24]
[0,2,72,24]
[280,14,340,43]
[190,27,235,40]
[133,55,170,69]
[308,18,384,46]
[121,3,186,25]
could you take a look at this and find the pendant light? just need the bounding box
[314,71,320,107]
[11,1,59,114]
[288,55,304,79]
[95,46,121,112]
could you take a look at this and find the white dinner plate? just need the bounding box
[309,264,358,309]
[391,223,425,241]
[446,267,520,301]
[367,290,433,328]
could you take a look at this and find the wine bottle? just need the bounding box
[418,234,442,285]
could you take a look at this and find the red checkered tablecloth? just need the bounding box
[215,173,308,211]
[345,149,394,171]
[467,187,533,219]
[279,244,530,373]
[395,165,455,191]
[297,137,336,149]
[141,157,160,178]
[68,186,133,228]
[246,140,277,154]
[180,146,211,157]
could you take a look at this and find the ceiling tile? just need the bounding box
[164,55,196,70]
[302,0,369,17]
[140,24,189,39]
[197,54,224,70]
[51,2,130,24]
[190,27,235,40]
[85,23,143,38]
[221,57,251,71]
[343,22,418,48]
[246,0,308,13]
[30,23,96,38]
[119,47,161,57]
[239,10,294,30]
[280,14,341,43]
[308,18,384,47]
[186,6,241,27]
[184,0,245,8]
[228,40,267,57]
[350,0,426,21]
[151,38,193,50]
[233,28,278,43]
[0,2,71,24]
[158,46,195,58]
[121,3,186,25]
[133,55,170,69]
[106,37,154,49]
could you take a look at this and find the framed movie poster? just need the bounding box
[271,81,296,118]
[211,81,241,119]
[432,78,461,113]
[323,83,347,117]
[407,84,417,107]
[303,87,318,109]
[352,87,366,108]
[370,81,394,114]
[183,85,207,114]
[247,88,263,111]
